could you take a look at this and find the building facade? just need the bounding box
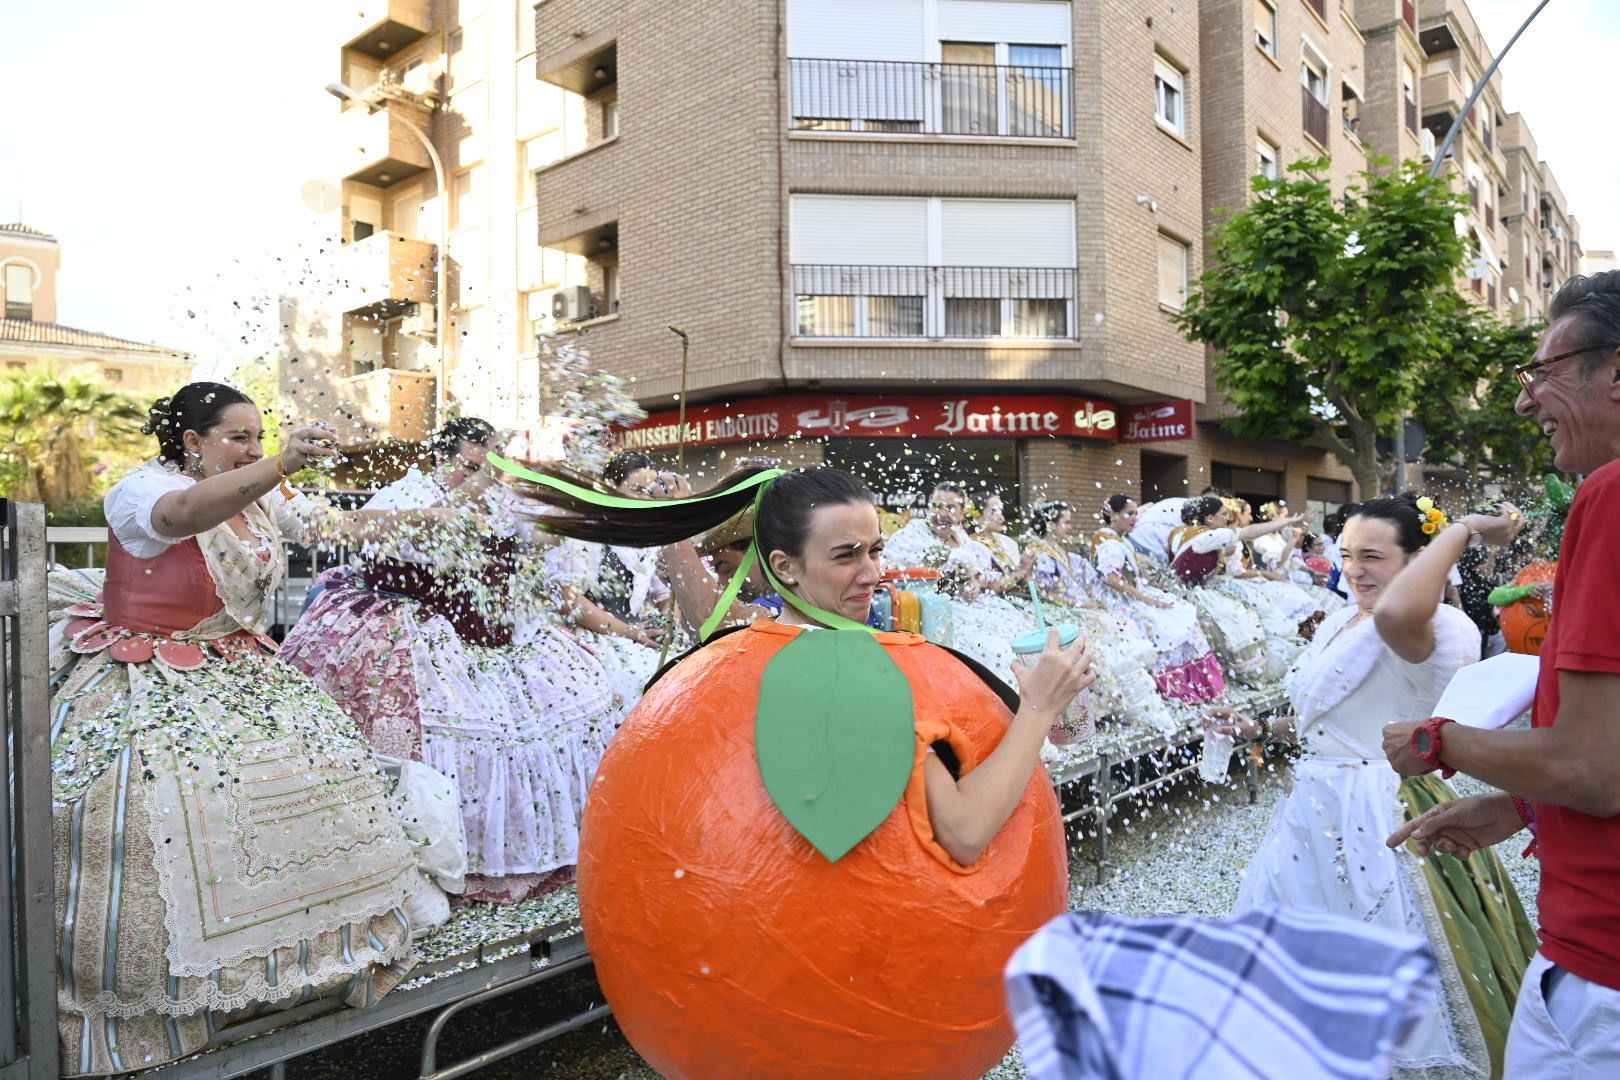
[291,0,1597,515]
[0,224,191,401]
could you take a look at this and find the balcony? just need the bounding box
[1420,70,1465,126]
[538,39,616,96]
[790,59,1072,140]
[792,265,1076,340]
[334,103,432,187]
[330,369,436,450]
[342,0,432,60]
[332,232,435,316]
[1302,87,1329,147]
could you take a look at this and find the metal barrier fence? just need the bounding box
[1,500,60,1079]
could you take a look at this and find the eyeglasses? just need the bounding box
[1515,342,1617,397]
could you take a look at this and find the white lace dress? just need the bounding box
[1236,604,1491,1077]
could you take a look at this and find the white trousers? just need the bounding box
[1503,951,1620,1079]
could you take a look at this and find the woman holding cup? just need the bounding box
[1205,495,1537,1078]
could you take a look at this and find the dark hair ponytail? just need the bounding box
[143,382,255,466]
[1346,494,1428,554]
[427,418,496,463]
[1102,493,1134,524]
[517,464,870,550]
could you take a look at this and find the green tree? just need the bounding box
[0,369,146,504]
[1176,158,1468,495]
[1416,298,1551,495]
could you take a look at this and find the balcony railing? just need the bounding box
[332,231,435,315]
[1405,97,1419,133]
[790,58,1073,139]
[1342,110,1360,139]
[1302,87,1329,146]
[792,264,1077,339]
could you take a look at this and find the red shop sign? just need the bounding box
[1117,400,1196,444]
[615,393,1121,451]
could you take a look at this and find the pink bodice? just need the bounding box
[102,532,224,636]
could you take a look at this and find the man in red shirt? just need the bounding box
[1383,270,1620,1078]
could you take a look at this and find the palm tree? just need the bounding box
[0,369,146,504]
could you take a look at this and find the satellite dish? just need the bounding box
[300,179,341,214]
[1466,256,1492,281]
[1508,286,1521,304]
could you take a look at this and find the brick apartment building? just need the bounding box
[287,0,1594,522]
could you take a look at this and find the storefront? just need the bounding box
[614,391,1199,510]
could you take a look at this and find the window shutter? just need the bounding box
[939,198,1075,267]
[937,0,1071,44]
[1157,233,1189,308]
[787,0,926,60]
[790,195,930,264]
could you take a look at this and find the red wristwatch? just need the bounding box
[1411,717,1457,779]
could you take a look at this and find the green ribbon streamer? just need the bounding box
[483,453,874,641]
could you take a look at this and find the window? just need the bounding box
[1157,232,1190,310]
[1305,477,1350,531]
[1301,44,1329,145]
[4,264,32,321]
[1402,62,1418,133]
[602,264,620,314]
[601,97,620,139]
[942,41,999,135]
[1301,52,1327,105]
[1257,137,1279,179]
[1154,57,1186,137]
[790,194,1076,339]
[1007,44,1066,138]
[352,221,376,242]
[521,289,552,353]
[103,368,123,383]
[1255,0,1278,57]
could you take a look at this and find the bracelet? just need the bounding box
[275,453,292,479]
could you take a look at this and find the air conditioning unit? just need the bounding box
[1420,129,1437,160]
[400,304,436,341]
[552,285,597,324]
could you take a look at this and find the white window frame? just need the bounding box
[1157,232,1191,311]
[1255,0,1278,58]
[1154,56,1186,138]
[1256,137,1279,180]
[1301,38,1330,106]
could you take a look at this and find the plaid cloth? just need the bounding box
[1006,906,1438,1080]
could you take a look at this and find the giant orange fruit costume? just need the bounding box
[1497,561,1557,656]
[578,621,1068,1080]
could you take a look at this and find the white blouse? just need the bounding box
[104,465,315,559]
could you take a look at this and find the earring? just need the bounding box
[185,452,204,476]
[782,577,797,586]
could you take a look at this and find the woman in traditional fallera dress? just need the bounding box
[1166,495,1272,686]
[1092,494,1226,703]
[48,384,418,1075]
[1211,496,1537,1079]
[280,419,623,905]
[546,450,675,709]
[1024,501,1171,730]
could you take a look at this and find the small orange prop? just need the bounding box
[1500,561,1557,656]
[579,621,1068,1080]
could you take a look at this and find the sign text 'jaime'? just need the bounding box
[1117,400,1196,444]
[615,393,1122,450]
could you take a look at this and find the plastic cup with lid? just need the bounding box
[1010,623,1094,745]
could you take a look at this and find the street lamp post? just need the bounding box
[326,82,450,424]
[1392,0,1553,486]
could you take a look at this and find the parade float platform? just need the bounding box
[127,683,1290,1080]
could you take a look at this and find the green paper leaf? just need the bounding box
[756,630,916,863]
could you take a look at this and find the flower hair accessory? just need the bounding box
[1416,496,1447,537]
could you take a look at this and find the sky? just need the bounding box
[2,0,1615,370]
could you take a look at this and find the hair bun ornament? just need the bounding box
[141,396,174,436]
[1415,496,1448,537]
